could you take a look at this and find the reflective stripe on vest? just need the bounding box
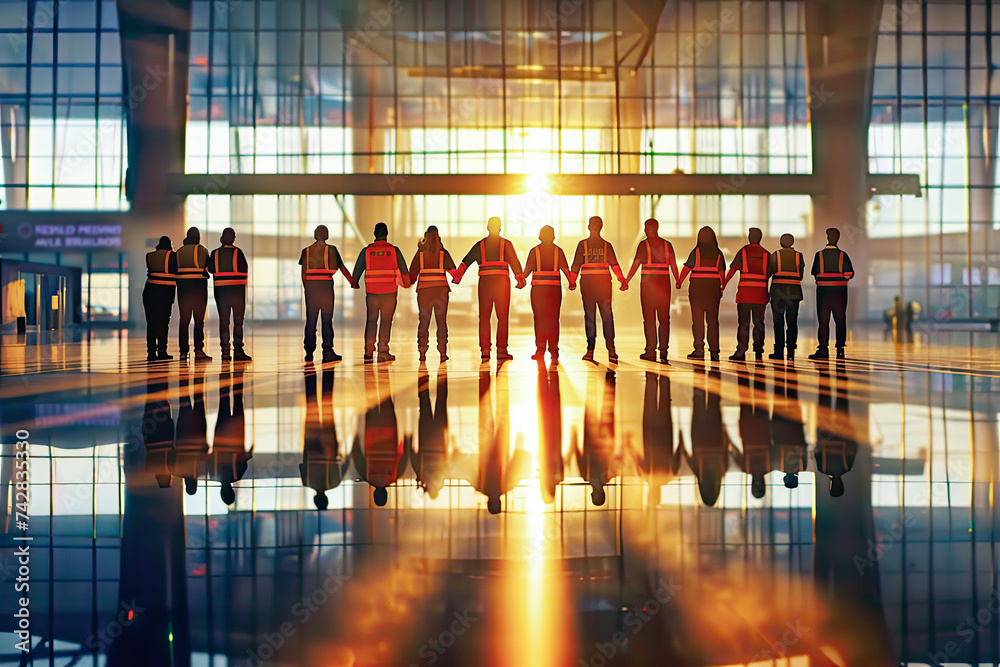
[304,244,336,281]
[213,246,248,286]
[478,239,510,277]
[737,247,767,288]
[771,249,802,285]
[641,240,673,276]
[176,245,208,279]
[146,250,174,286]
[580,240,611,276]
[691,248,721,280]
[817,250,850,286]
[417,250,449,289]
[531,246,561,286]
[364,242,401,293]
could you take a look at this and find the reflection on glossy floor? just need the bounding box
[1,324,999,666]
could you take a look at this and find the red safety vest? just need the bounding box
[771,249,802,285]
[478,238,510,278]
[213,246,248,287]
[417,250,449,290]
[146,250,174,286]
[736,246,769,304]
[691,248,722,280]
[580,240,611,277]
[817,249,852,287]
[175,245,208,280]
[364,240,401,294]
[304,244,337,281]
[531,245,561,286]
[640,239,673,277]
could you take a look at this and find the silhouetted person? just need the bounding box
[212,369,251,505]
[409,225,457,363]
[453,216,525,362]
[641,371,676,495]
[355,367,407,506]
[537,364,564,504]
[771,366,806,489]
[735,369,770,499]
[815,362,857,496]
[571,216,625,363]
[624,219,680,363]
[300,224,355,363]
[143,236,177,362]
[677,226,726,362]
[142,376,175,489]
[686,370,729,506]
[300,366,346,510]
[809,227,854,360]
[208,227,251,362]
[172,366,209,496]
[472,369,530,514]
[175,226,211,361]
[352,222,411,363]
[578,368,617,506]
[413,367,450,499]
[767,233,805,360]
[522,225,575,363]
[724,227,770,362]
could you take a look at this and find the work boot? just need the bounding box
[608,349,619,364]
[531,350,544,361]
[755,352,763,362]
[304,351,314,362]
[377,352,396,363]
[497,351,514,362]
[659,352,670,366]
[440,352,449,363]
[234,351,252,362]
[686,350,703,360]
[710,352,720,362]
[194,350,212,361]
[768,351,784,360]
[786,347,795,361]
[481,351,490,363]
[147,353,159,362]
[157,351,173,360]
[582,349,595,362]
[728,352,746,362]
[639,352,657,362]
[322,350,342,363]
[364,355,374,364]
[418,350,427,362]
[808,348,829,360]
[836,348,846,360]
[221,353,232,361]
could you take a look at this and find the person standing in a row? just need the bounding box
[352,222,411,364]
[453,216,524,363]
[809,228,854,360]
[724,227,770,362]
[175,227,211,361]
[768,234,805,360]
[300,224,355,363]
[409,225,456,363]
[571,216,624,364]
[676,226,726,362]
[208,228,251,362]
[521,225,575,363]
[623,218,679,363]
[143,236,177,362]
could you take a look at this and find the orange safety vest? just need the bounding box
[817,249,851,287]
[579,240,611,277]
[691,248,722,280]
[737,247,768,290]
[175,245,208,280]
[364,241,401,294]
[478,239,510,277]
[304,244,337,281]
[771,249,802,285]
[531,245,561,286]
[417,250,449,289]
[213,246,248,287]
[640,239,673,277]
[146,250,174,286]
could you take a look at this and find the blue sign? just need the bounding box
[0,221,123,252]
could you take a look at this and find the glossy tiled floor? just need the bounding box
[1,322,999,666]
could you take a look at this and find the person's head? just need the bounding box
[314,491,329,510]
[696,225,718,250]
[784,472,799,489]
[184,478,198,496]
[591,485,606,507]
[220,227,236,245]
[487,216,502,235]
[314,225,329,242]
[539,225,555,244]
[374,222,389,240]
[373,486,388,506]
[751,474,766,499]
[644,218,659,237]
[826,227,840,245]
[780,233,794,249]
[748,227,762,244]
[423,225,441,247]
[220,482,236,506]
[588,216,603,234]
[829,475,845,497]
[155,474,172,489]
[184,227,200,245]
[487,497,502,515]
[155,236,172,251]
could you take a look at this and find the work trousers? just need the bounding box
[303,281,335,353]
[417,286,449,354]
[142,283,175,356]
[640,280,671,355]
[581,276,615,350]
[177,279,208,354]
[478,276,511,354]
[770,298,800,353]
[735,302,767,355]
[365,292,398,355]
[689,287,721,354]
[530,285,562,356]
[214,286,246,354]
[816,287,848,350]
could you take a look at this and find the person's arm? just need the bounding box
[351,248,366,288]
[607,244,626,284]
[236,248,249,274]
[453,243,479,284]
[623,241,643,286]
[766,251,776,279]
[668,242,680,284]
[842,252,855,280]
[718,254,727,282]
[723,252,740,290]
[299,248,307,283]
[676,250,694,288]
[570,241,584,275]
[558,248,576,290]
[796,251,805,282]
[810,252,820,279]
[442,249,457,271]
[395,247,411,288]
[505,239,524,277]
[408,251,421,285]
[206,250,216,275]
[522,247,536,278]
[168,252,178,275]
[333,248,355,287]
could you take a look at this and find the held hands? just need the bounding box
[619,280,629,292]
[515,276,527,290]
[569,280,577,291]
[675,280,682,290]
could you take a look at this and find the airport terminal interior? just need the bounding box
[2,0,1000,665]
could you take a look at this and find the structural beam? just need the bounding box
[167,173,922,198]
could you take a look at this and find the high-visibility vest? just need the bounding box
[304,244,337,281]
[531,245,562,286]
[771,249,803,285]
[691,248,722,280]
[817,249,852,287]
[579,240,611,276]
[176,245,208,280]
[145,249,174,286]
[417,250,449,289]
[640,239,673,277]
[364,241,401,294]
[478,239,510,277]
[213,246,248,287]
[737,247,768,290]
